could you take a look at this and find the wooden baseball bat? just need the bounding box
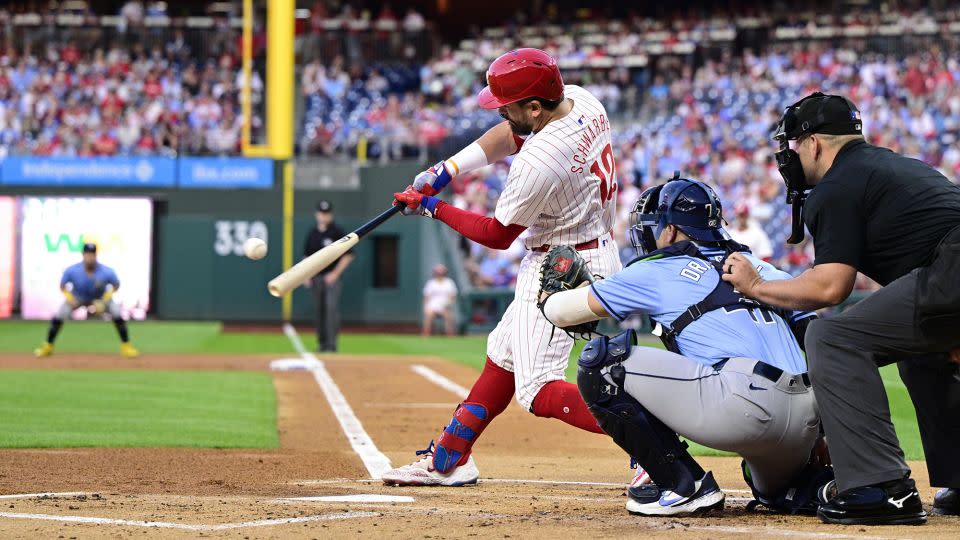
[267,204,404,297]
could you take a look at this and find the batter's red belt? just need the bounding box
[530,238,599,253]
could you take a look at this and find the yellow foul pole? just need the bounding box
[265,0,295,320]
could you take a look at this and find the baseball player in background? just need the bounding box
[728,202,773,261]
[422,264,458,336]
[538,176,829,516]
[34,243,139,358]
[385,48,622,485]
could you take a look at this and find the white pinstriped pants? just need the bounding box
[487,233,623,410]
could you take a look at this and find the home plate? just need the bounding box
[280,495,415,503]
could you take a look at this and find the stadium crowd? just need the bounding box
[4,2,960,292]
[0,4,259,157]
[429,38,960,288]
[292,2,960,287]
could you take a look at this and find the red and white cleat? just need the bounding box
[382,441,479,487]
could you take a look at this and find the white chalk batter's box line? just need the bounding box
[0,492,382,531]
[0,491,898,539]
[0,510,379,531]
[291,477,754,494]
[0,492,86,500]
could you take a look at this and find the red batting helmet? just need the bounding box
[478,48,564,110]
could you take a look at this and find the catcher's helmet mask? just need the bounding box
[629,172,731,257]
[773,92,861,243]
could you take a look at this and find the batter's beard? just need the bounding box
[508,120,532,135]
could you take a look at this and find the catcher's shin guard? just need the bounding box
[433,402,489,473]
[577,331,705,497]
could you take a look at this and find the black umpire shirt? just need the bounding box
[303,223,350,276]
[804,139,960,286]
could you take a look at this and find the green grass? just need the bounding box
[0,369,278,448]
[339,333,596,380]
[879,363,923,460]
[0,320,293,354]
[338,333,493,369]
[0,321,924,459]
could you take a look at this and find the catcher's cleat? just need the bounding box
[120,342,140,358]
[382,441,479,487]
[626,471,725,516]
[34,342,54,358]
[627,462,653,499]
[933,488,960,516]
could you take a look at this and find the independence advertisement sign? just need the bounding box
[1,157,176,187]
[19,197,153,320]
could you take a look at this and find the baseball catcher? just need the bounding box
[34,243,139,359]
[538,175,831,516]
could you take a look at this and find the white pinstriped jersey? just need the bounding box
[494,85,618,249]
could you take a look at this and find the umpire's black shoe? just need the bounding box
[817,477,926,525]
[933,488,960,516]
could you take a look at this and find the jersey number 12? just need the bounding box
[590,143,618,207]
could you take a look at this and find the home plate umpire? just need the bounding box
[723,91,960,525]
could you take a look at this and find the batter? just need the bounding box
[385,48,622,486]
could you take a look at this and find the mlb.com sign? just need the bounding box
[178,158,273,189]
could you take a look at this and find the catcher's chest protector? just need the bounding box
[630,241,786,354]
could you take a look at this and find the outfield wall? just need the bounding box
[4,161,459,324]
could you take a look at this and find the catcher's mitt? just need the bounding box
[537,245,599,339]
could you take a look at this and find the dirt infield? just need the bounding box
[0,352,955,539]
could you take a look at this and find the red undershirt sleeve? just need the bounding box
[511,133,526,155]
[433,201,526,250]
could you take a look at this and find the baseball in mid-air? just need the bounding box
[243,237,268,260]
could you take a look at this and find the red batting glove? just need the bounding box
[393,185,440,217]
[394,185,423,210]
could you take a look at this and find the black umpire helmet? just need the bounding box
[629,172,730,256]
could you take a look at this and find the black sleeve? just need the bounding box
[789,312,818,352]
[303,230,314,258]
[804,183,865,269]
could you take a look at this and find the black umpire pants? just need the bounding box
[311,275,342,352]
[805,227,960,492]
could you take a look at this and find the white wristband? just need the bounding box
[542,286,601,327]
[446,142,488,176]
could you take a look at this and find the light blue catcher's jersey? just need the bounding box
[590,246,813,374]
